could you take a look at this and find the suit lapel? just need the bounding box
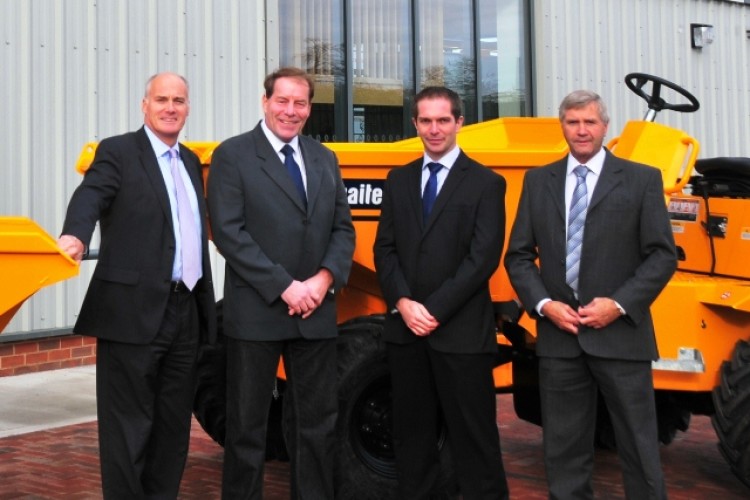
[299,138,321,215]
[404,161,425,230]
[422,153,470,233]
[544,159,568,222]
[135,128,174,226]
[589,151,622,213]
[254,127,307,213]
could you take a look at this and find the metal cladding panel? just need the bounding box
[0,0,265,336]
[533,0,750,159]
[3,0,750,338]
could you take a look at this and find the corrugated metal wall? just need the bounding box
[2,0,749,337]
[532,0,750,158]
[0,0,267,336]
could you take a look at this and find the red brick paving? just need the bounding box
[0,395,746,499]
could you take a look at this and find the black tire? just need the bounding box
[334,316,456,500]
[711,339,750,488]
[192,300,288,460]
[654,392,691,445]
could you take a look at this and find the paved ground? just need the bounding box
[0,366,748,499]
[0,365,96,439]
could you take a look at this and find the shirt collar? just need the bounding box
[423,146,460,171]
[144,125,179,158]
[261,119,300,154]
[567,147,606,177]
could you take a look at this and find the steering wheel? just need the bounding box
[625,73,700,114]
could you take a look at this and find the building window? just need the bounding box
[277,0,530,142]
[478,0,530,119]
[351,0,413,142]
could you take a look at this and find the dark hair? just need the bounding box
[412,86,463,121]
[558,90,610,124]
[264,67,315,101]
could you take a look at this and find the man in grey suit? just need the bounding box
[57,72,217,498]
[374,86,509,499]
[207,67,355,499]
[504,90,677,499]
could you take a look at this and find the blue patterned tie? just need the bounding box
[422,162,443,222]
[169,148,201,290]
[566,165,589,291]
[281,144,307,208]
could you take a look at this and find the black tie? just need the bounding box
[422,162,443,222]
[281,144,307,208]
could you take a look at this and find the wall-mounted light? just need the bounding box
[691,23,715,49]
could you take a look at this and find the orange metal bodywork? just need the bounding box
[652,193,750,391]
[0,217,79,333]
[650,272,750,391]
[54,117,750,395]
[669,196,750,279]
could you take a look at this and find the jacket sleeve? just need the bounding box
[373,169,412,310]
[423,172,506,323]
[61,138,123,246]
[317,148,356,291]
[504,171,550,316]
[207,141,294,303]
[609,167,677,325]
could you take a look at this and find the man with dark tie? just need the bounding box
[207,67,355,499]
[374,86,509,499]
[504,90,677,499]
[57,72,217,498]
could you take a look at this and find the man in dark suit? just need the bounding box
[207,67,355,499]
[373,86,509,500]
[504,90,677,499]
[57,72,217,498]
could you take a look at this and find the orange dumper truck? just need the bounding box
[2,74,749,496]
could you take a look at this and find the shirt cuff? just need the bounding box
[613,300,626,316]
[536,298,551,316]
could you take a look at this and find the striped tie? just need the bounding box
[565,165,589,291]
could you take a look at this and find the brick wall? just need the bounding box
[0,335,96,377]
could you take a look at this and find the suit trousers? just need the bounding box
[222,336,337,500]
[387,340,509,500]
[539,353,667,500]
[96,288,199,500]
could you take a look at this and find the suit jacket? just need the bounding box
[61,127,217,345]
[504,150,677,361]
[207,123,355,341]
[374,151,506,354]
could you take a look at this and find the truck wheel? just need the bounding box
[711,339,750,487]
[335,316,456,499]
[193,300,288,460]
[654,392,691,445]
